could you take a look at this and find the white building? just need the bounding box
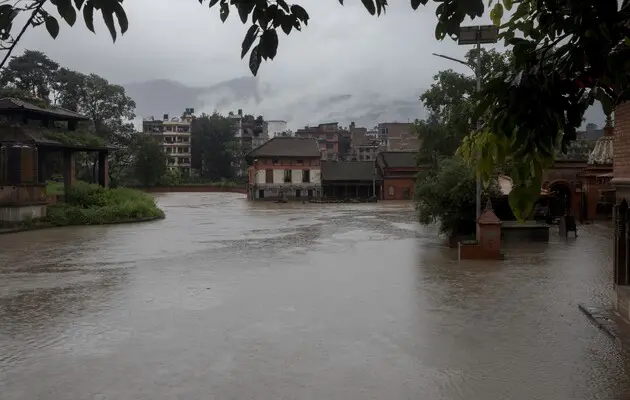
[143,110,194,176]
[264,120,289,138]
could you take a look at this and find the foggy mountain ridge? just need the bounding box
[124,77,606,130]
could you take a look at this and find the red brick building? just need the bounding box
[294,122,340,160]
[246,137,322,201]
[376,151,424,200]
[379,122,421,152]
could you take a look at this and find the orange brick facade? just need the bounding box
[613,102,630,200]
[382,177,415,200]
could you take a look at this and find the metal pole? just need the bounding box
[372,155,376,198]
[475,35,482,227]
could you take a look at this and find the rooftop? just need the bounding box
[0,125,111,151]
[321,161,381,181]
[0,98,89,121]
[378,151,419,169]
[248,137,321,158]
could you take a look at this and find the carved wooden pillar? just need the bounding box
[615,199,629,285]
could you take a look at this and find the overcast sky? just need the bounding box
[16,0,495,94]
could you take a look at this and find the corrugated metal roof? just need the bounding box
[378,151,418,168]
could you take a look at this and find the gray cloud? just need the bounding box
[14,0,604,128]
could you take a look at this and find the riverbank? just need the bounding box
[138,184,246,194]
[0,181,166,234]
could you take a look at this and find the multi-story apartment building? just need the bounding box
[264,120,289,138]
[378,122,421,151]
[142,109,194,176]
[294,122,340,160]
[247,137,322,200]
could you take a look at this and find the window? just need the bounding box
[326,133,334,140]
[265,169,273,183]
[272,159,279,165]
[302,169,310,183]
[326,142,334,149]
[296,159,303,165]
[284,169,292,183]
[388,186,395,196]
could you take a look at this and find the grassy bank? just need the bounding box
[46,181,165,226]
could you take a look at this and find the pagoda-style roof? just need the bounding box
[0,125,112,151]
[0,98,89,121]
[587,136,613,165]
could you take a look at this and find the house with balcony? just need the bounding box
[143,109,194,176]
[247,137,322,201]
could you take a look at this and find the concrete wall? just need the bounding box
[0,204,47,224]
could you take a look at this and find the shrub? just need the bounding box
[415,157,501,236]
[47,181,165,226]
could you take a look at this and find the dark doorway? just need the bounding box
[402,188,411,199]
[265,169,273,183]
[302,169,310,183]
[296,189,301,198]
[549,183,572,216]
[258,189,264,199]
[308,189,313,198]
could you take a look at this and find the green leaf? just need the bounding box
[101,8,117,41]
[237,3,253,24]
[290,5,308,24]
[260,29,278,60]
[112,2,128,35]
[361,0,376,15]
[435,22,445,40]
[220,2,229,22]
[83,2,94,32]
[280,14,293,35]
[73,0,85,8]
[249,44,262,76]
[503,0,512,11]
[57,0,77,26]
[45,15,60,39]
[411,0,422,10]
[208,0,220,8]
[241,24,259,59]
[276,0,290,13]
[490,3,503,26]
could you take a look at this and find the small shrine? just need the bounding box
[580,115,615,220]
[0,98,110,226]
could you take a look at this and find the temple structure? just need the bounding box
[0,98,110,226]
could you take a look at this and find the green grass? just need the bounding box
[47,181,165,226]
[45,180,65,196]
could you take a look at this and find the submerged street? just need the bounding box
[1,193,630,399]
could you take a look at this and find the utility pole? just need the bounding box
[432,24,498,239]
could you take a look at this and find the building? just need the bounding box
[377,151,423,200]
[0,98,110,226]
[295,122,341,160]
[321,161,381,199]
[379,122,421,151]
[247,137,322,200]
[143,109,194,176]
[264,120,289,138]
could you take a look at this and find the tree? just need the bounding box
[0,50,59,102]
[0,0,627,215]
[414,48,512,165]
[191,112,237,180]
[415,157,501,237]
[134,137,169,187]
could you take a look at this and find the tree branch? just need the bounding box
[0,0,46,70]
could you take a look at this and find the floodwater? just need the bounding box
[1,193,630,399]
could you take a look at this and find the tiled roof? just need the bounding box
[378,151,418,168]
[248,137,321,158]
[0,125,111,151]
[321,161,381,181]
[0,98,89,121]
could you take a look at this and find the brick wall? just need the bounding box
[383,178,414,200]
[613,102,630,200]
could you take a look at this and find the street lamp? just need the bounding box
[432,24,498,238]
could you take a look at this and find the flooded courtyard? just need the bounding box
[1,192,630,399]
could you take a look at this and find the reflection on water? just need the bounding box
[0,193,629,399]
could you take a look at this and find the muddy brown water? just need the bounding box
[1,193,629,399]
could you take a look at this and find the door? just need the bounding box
[296,189,301,198]
[265,169,273,183]
[307,189,313,198]
[258,189,264,199]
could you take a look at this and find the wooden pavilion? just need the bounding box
[0,98,111,226]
